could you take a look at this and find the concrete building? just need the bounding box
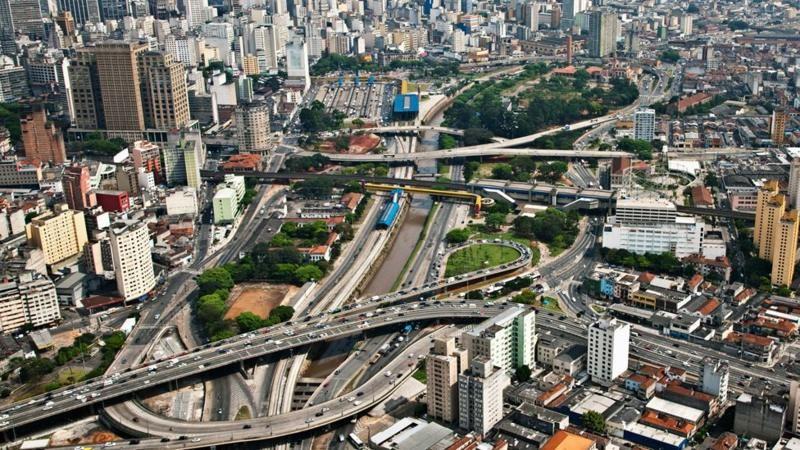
[62,165,96,211]
[462,306,536,373]
[20,108,67,164]
[130,140,163,183]
[587,317,629,385]
[93,41,150,131]
[109,222,155,302]
[286,39,310,92]
[602,198,705,258]
[754,180,800,286]
[772,108,788,147]
[212,174,245,224]
[165,187,198,216]
[138,52,191,130]
[26,204,88,267]
[235,103,271,155]
[0,272,60,333]
[163,130,204,188]
[734,393,785,443]
[458,356,510,437]
[587,8,618,58]
[426,336,468,423]
[633,108,655,142]
[789,381,800,434]
[700,357,729,404]
[788,157,800,209]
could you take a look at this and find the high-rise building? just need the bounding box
[458,357,510,437]
[131,140,163,183]
[633,107,655,142]
[426,336,468,423]
[0,63,31,103]
[7,0,45,40]
[109,221,155,301]
[561,0,588,29]
[68,50,105,129]
[20,108,67,165]
[587,8,618,58]
[93,40,149,131]
[789,381,800,434]
[98,0,131,20]
[772,108,787,146]
[286,39,310,92]
[235,103,271,155]
[62,165,96,211]
[462,306,536,373]
[734,394,785,443]
[138,52,191,130]
[164,129,205,188]
[252,25,278,71]
[57,0,101,25]
[0,0,16,57]
[0,272,60,333]
[753,180,800,286]
[700,357,729,404]
[789,157,800,209]
[25,204,89,266]
[184,0,209,28]
[587,317,629,385]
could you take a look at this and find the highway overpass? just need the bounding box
[296,147,633,162]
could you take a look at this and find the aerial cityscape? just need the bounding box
[2,0,800,448]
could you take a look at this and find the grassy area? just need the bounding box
[445,244,521,278]
[391,203,440,291]
[539,296,563,313]
[235,406,252,420]
[57,368,87,385]
[412,367,427,383]
[590,304,606,314]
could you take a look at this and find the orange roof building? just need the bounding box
[541,430,596,450]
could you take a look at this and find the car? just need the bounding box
[128,440,140,445]
[178,436,188,441]
[315,411,323,417]
[356,391,364,397]
[192,438,202,442]
[243,424,252,429]
[103,443,116,447]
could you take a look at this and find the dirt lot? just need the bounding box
[49,420,121,446]
[319,134,381,154]
[224,284,297,320]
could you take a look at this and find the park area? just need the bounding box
[224,284,297,320]
[445,244,520,278]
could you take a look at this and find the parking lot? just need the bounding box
[312,81,396,121]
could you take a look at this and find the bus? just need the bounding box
[349,433,364,447]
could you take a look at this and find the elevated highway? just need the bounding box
[297,147,633,162]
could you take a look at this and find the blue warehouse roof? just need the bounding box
[393,94,420,113]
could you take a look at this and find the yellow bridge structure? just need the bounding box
[364,183,484,213]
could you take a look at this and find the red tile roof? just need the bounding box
[696,297,720,316]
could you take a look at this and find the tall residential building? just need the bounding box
[0,272,60,333]
[68,50,105,129]
[587,317,629,385]
[235,103,271,155]
[93,41,149,131]
[772,108,788,146]
[62,165,96,211]
[164,130,204,188]
[252,25,279,71]
[602,197,706,257]
[753,180,800,286]
[587,8,618,58]
[25,204,88,266]
[458,357,510,437]
[789,381,800,434]
[131,140,163,182]
[461,306,536,373]
[790,158,800,209]
[184,0,209,27]
[286,39,311,92]
[109,221,155,301]
[700,357,729,404]
[633,107,655,142]
[138,52,191,130]
[20,108,67,165]
[426,336,468,423]
[561,0,588,29]
[57,0,101,25]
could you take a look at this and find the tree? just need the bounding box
[491,163,514,180]
[196,268,234,296]
[294,264,323,283]
[197,294,226,323]
[485,212,506,231]
[446,228,471,244]
[515,365,532,382]
[538,161,568,183]
[270,305,295,322]
[439,134,458,149]
[463,161,481,182]
[705,172,718,189]
[511,289,537,305]
[616,137,653,160]
[463,128,494,146]
[297,178,334,199]
[660,49,681,63]
[582,410,606,434]
[236,312,264,332]
[727,20,750,31]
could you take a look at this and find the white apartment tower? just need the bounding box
[462,306,536,373]
[426,336,468,423]
[110,222,156,302]
[286,39,310,92]
[587,317,630,385]
[788,157,800,209]
[633,107,655,142]
[701,357,729,404]
[0,272,60,333]
[235,103,271,155]
[458,357,510,437]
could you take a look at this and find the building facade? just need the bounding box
[26,204,88,266]
[633,108,655,142]
[426,336,468,423]
[587,317,630,385]
[109,222,155,301]
[458,357,509,437]
[462,306,536,373]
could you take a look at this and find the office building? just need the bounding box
[754,180,800,286]
[93,41,149,131]
[20,108,67,165]
[26,204,88,267]
[163,130,204,188]
[286,39,311,92]
[700,357,729,404]
[57,0,101,25]
[587,317,629,385]
[458,357,510,437]
[0,272,60,333]
[602,197,705,258]
[98,0,130,20]
[561,0,588,29]
[788,157,800,209]
[109,222,155,301]
[138,52,191,130]
[252,25,279,71]
[68,50,105,129]
[734,393,785,443]
[772,108,788,147]
[462,306,536,373]
[633,108,655,142]
[62,165,96,211]
[6,0,45,39]
[426,336,468,423]
[235,103,271,155]
[184,0,209,28]
[587,8,618,58]
[0,63,31,103]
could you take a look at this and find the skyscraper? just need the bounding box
[753,182,800,287]
[633,107,655,142]
[426,337,468,423]
[109,221,155,301]
[57,0,101,25]
[252,25,279,71]
[7,0,45,40]
[458,357,509,437]
[772,107,787,147]
[788,158,800,209]
[235,103,271,155]
[587,8,618,58]
[68,50,105,129]
[93,40,149,131]
[0,0,16,57]
[286,39,310,92]
[587,317,629,385]
[560,0,588,29]
[138,51,191,130]
[164,130,205,188]
[98,0,131,20]
[184,0,209,28]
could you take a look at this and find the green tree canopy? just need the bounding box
[196,268,234,296]
[583,410,606,434]
[446,228,471,244]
